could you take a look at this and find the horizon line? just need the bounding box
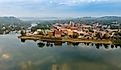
[1,15,121,18]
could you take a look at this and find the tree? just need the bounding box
[73,32,79,38]
[103,33,110,39]
[38,31,44,35]
[20,30,26,36]
[88,28,94,32]
[96,32,102,40]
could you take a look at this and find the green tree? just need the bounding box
[73,32,79,38]
[38,31,44,35]
[20,30,26,36]
[103,33,110,39]
[96,32,102,40]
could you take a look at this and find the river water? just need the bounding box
[0,34,121,70]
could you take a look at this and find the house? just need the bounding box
[70,27,78,30]
[82,25,91,28]
[67,29,73,36]
[48,31,54,37]
[33,31,39,35]
[54,30,62,37]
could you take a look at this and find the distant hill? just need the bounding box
[0,16,121,25]
[98,16,121,20]
[0,16,22,24]
[19,17,60,21]
[19,17,74,21]
[78,16,121,20]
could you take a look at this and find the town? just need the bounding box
[1,0,121,70]
[19,21,121,46]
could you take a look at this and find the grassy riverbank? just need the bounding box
[18,35,112,44]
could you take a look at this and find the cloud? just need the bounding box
[0,0,120,6]
[48,0,110,6]
[0,0,110,4]
[0,0,121,17]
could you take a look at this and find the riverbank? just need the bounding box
[18,35,112,44]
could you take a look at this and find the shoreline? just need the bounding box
[18,35,112,44]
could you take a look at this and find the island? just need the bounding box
[18,21,121,46]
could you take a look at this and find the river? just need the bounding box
[0,33,121,70]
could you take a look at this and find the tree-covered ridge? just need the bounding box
[0,16,22,24]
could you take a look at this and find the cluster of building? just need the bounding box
[26,21,121,39]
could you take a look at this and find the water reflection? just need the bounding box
[111,45,114,48]
[95,44,100,49]
[72,42,79,46]
[94,44,121,49]
[114,44,121,48]
[54,42,63,46]
[2,34,121,70]
[37,42,45,48]
[21,39,25,43]
[91,43,95,46]
[87,43,90,46]
[67,42,72,46]
[1,53,11,60]
[20,39,121,49]
[46,43,50,47]
[103,44,109,49]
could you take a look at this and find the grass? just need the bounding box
[18,35,112,44]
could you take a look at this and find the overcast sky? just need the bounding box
[0,0,121,17]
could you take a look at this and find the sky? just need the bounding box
[0,0,121,17]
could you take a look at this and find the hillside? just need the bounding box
[0,16,22,24]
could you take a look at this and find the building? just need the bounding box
[54,30,62,37]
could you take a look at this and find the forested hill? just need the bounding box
[69,16,121,24]
[0,16,121,25]
[0,16,22,24]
